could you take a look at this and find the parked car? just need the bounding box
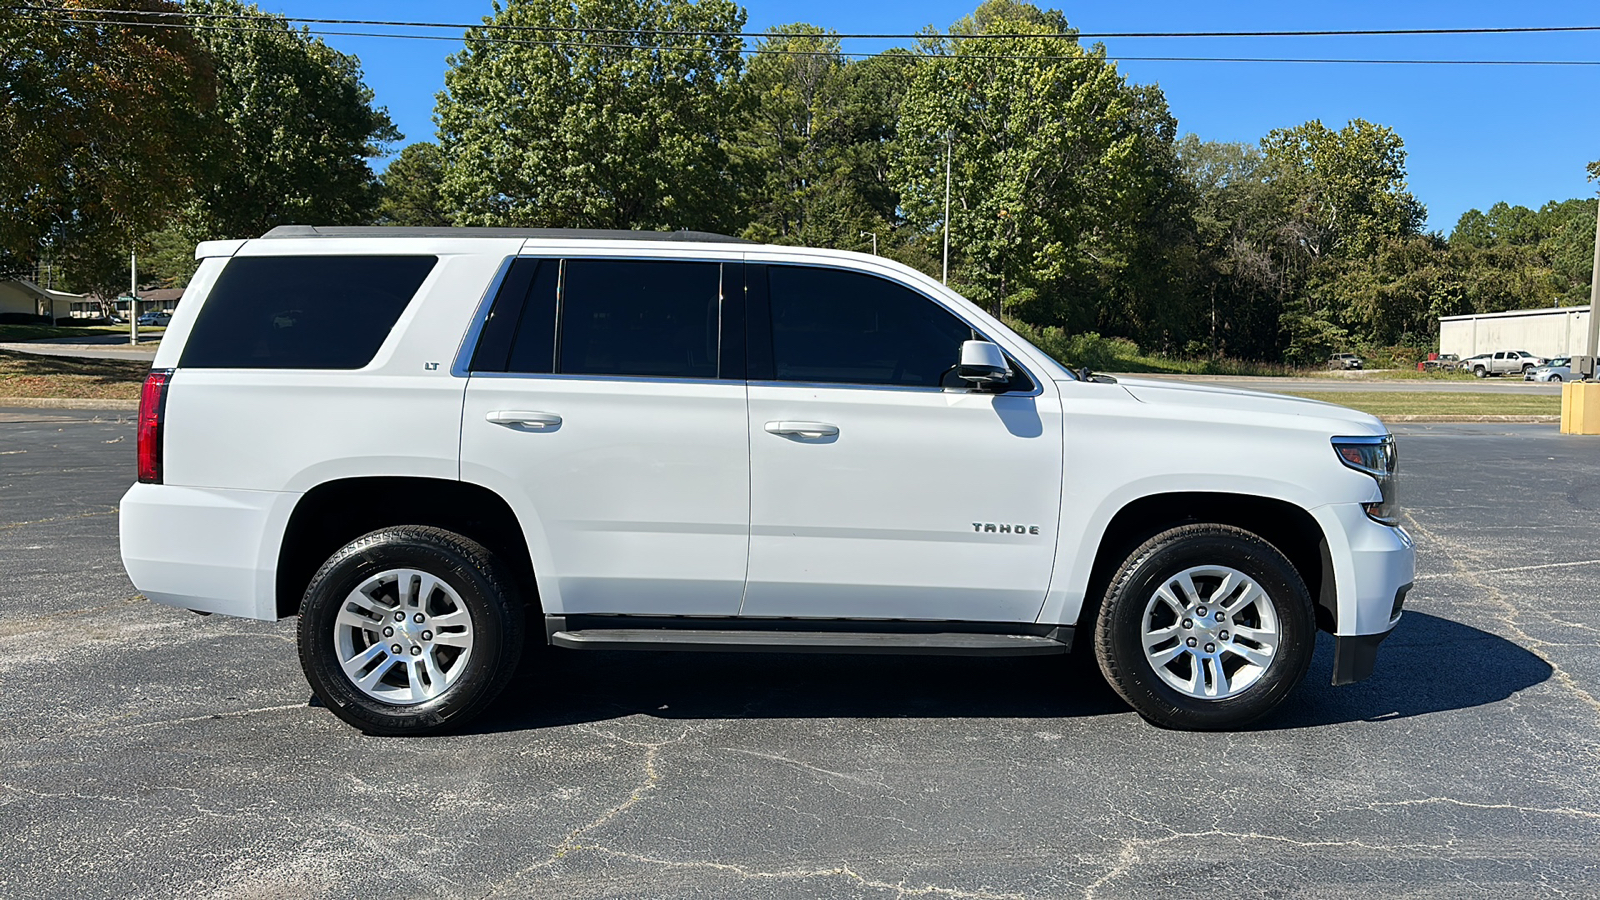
[137,311,172,327]
[119,226,1413,735]
[1467,350,1546,378]
[1328,353,1363,370]
[1423,353,1460,371]
[1526,357,1574,382]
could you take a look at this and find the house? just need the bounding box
[110,287,185,318]
[0,279,86,321]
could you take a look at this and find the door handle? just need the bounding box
[487,410,562,429]
[764,421,839,438]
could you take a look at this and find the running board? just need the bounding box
[548,627,1070,657]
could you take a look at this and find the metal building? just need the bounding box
[1439,305,1591,359]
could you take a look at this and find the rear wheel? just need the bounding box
[1093,524,1316,730]
[298,526,524,736]
[1474,366,1488,378]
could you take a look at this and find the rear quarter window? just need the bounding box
[179,255,437,369]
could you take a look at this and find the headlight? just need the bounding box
[1332,434,1399,525]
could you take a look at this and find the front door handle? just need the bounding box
[487,410,562,430]
[764,421,839,438]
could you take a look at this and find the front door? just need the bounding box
[741,263,1064,623]
[460,255,749,616]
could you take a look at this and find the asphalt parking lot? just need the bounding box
[3,409,1598,899]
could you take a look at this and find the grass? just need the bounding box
[1105,354,1301,377]
[0,323,132,341]
[0,349,148,400]
[1278,391,1561,417]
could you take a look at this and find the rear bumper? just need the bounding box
[119,483,299,620]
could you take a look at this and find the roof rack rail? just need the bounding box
[259,225,753,244]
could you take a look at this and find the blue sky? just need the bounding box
[267,0,1600,233]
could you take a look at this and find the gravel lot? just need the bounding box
[2,409,1597,899]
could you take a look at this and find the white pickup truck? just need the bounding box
[1467,350,1547,378]
[119,227,1414,735]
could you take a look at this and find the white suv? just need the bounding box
[120,226,1414,734]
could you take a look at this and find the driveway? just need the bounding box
[1,411,1596,898]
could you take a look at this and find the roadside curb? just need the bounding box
[0,397,138,411]
[1378,414,1559,423]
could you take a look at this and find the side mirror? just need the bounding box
[956,340,1011,385]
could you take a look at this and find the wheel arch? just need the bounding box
[1074,492,1335,636]
[275,476,536,619]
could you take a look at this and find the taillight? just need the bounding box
[137,369,173,484]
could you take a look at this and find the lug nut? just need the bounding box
[394,612,405,622]
[1197,607,1207,616]
[413,613,425,623]
[1205,643,1215,653]
[411,645,422,655]
[1182,618,1193,629]
[383,626,394,637]
[390,643,403,654]
[1186,637,1198,647]
[1219,630,1229,640]
[1215,611,1225,620]
[421,630,432,641]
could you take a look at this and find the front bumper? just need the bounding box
[1331,582,1408,685]
[1313,502,1415,685]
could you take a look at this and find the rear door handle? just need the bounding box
[487,410,562,429]
[764,421,839,438]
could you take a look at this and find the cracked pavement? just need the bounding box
[1,410,1597,898]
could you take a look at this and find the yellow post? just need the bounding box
[1561,382,1600,434]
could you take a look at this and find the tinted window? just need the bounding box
[558,260,721,379]
[471,258,559,373]
[181,256,436,369]
[765,265,973,387]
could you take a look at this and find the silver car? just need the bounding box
[1526,357,1574,382]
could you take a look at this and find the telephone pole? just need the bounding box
[942,129,952,285]
[129,252,139,346]
[1580,196,1600,379]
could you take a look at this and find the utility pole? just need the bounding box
[1574,194,1600,376]
[860,231,877,255]
[942,129,952,285]
[129,251,138,346]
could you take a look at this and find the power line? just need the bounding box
[18,9,1600,66]
[26,5,1600,42]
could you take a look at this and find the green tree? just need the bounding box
[733,28,907,253]
[181,0,399,239]
[893,1,1189,340]
[1177,137,1291,360]
[0,1,214,290]
[435,0,747,231]
[1447,197,1596,310]
[377,142,451,226]
[1259,118,1426,261]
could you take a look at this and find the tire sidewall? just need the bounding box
[298,529,517,735]
[1098,528,1316,730]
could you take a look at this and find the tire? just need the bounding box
[1474,366,1487,378]
[1551,375,1563,383]
[297,526,525,736]
[1522,365,1535,375]
[1093,524,1316,730]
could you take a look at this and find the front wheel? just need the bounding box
[1093,524,1316,730]
[297,526,525,736]
[1474,366,1488,378]
[1551,374,1563,383]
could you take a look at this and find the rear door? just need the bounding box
[460,255,750,616]
[740,262,1063,623]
